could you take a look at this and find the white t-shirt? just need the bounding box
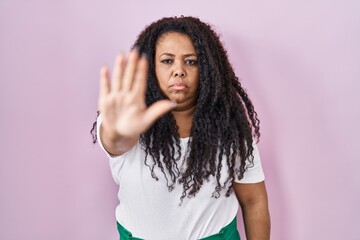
[97,115,265,240]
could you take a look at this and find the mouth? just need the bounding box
[169,82,188,90]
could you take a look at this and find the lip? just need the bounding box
[169,82,188,90]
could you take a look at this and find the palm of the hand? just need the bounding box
[98,50,175,139]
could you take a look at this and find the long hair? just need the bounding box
[91,16,260,202]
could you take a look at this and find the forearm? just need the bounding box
[241,201,270,240]
[100,124,139,156]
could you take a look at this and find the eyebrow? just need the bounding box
[159,53,197,57]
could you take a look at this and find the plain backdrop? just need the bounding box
[1,0,359,239]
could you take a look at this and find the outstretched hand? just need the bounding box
[98,49,176,141]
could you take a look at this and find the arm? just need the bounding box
[233,181,270,240]
[98,49,175,156]
[99,123,138,156]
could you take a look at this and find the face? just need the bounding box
[155,32,199,111]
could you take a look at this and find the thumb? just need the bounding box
[144,100,176,125]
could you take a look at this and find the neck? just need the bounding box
[171,105,196,138]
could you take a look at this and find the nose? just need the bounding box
[174,71,185,77]
[173,63,186,78]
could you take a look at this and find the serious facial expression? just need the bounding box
[155,32,200,111]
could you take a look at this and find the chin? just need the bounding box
[167,95,182,103]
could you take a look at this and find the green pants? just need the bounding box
[117,217,241,240]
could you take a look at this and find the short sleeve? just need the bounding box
[96,114,127,185]
[234,142,265,184]
[96,114,110,156]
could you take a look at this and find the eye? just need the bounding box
[160,59,173,64]
[185,59,198,66]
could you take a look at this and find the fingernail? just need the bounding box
[116,55,123,63]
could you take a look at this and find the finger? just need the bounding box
[99,65,110,99]
[132,55,148,97]
[144,100,177,125]
[122,48,139,91]
[112,54,125,91]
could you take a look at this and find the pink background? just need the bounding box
[1,1,359,239]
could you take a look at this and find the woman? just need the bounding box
[92,16,270,240]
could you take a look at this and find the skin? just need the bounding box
[98,32,270,239]
[234,182,271,239]
[98,49,175,156]
[155,32,200,137]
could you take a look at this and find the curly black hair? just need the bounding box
[91,16,260,202]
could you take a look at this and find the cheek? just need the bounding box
[155,69,168,91]
[194,80,200,95]
[190,69,200,89]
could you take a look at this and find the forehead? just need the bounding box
[155,32,196,53]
